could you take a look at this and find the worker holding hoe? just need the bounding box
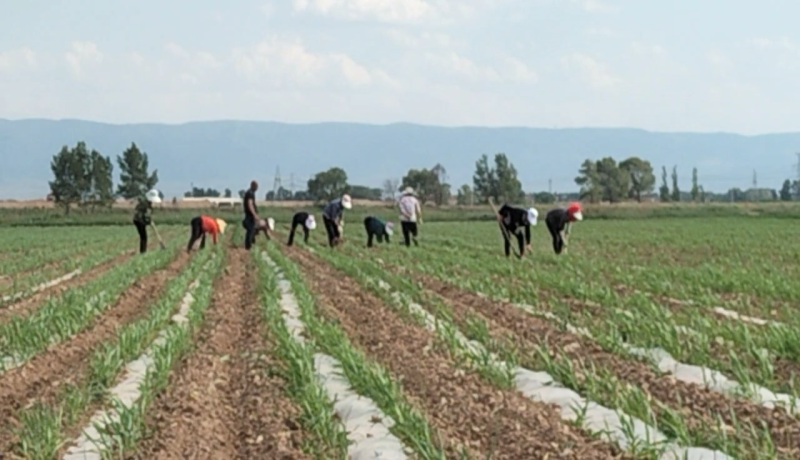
[321,194,352,247]
[545,201,583,255]
[132,189,162,254]
[287,211,316,246]
[398,187,422,247]
[496,203,538,258]
[363,215,394,248]
[187,215,228,252]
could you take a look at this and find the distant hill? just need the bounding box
[0,118,798,199]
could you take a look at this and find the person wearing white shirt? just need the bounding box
[397,187,422,247]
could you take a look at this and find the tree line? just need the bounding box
[49,141,158,214]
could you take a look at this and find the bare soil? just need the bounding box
[129,248,310,460]
[284,245,630,459]
[0,250,190,455]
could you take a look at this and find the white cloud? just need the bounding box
[585,27,619,38]
[423,52,537,84]
[629,41,666,58]
[165,42,190,59]
[561,53,620,89]
[383,29,455,48]
[260,2,274,18]
[505,57,538,83]
[231,37,387,88]
[706,49,732,74]
[291,0,476,24]
[64,41,103,78]
[571,0,616,13]
[745,36,795,52]
[0,47,37,72]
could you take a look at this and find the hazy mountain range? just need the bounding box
[1,118,798,200]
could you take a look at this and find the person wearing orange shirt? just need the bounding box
[187,214,228,252]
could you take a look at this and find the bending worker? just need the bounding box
[398,187,422,247]
[253,218,275,241]
[287,211,316,246]
[364,215,394,248]
[496,203,538,258]
[187,215,228,252]
[322,194,352,247]
[133,189,162,254]
[545,201,583,255]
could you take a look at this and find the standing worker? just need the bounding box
[363,215,394,248]
[287,211,316,246]
[496,203,538,258]
[398,187,422,247]
[242,180,260,250]
[187,215,228,252]
[545,201,583,255]
[321,194,352,247]
[133,189,162,254]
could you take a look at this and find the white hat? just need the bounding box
[216,218,228,234]
[145,189,162,204]
[402,187,415,195]
[267,217,275,231]
[527,207,538,226]
[385,221,394,236]
[305,214,317,230]
[341,194,352,209]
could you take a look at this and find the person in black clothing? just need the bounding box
[545,202,583,255]
[287,211,316,246]
[363,216,394,248]
[242,180,260,250]
[132,190,161,254]
[496,203,538,258]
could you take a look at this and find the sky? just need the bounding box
[1,0,799,134]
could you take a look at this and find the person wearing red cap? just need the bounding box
[545,202,583,254]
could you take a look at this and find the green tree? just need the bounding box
[472,154,496,204]
[533,192,556,204]
[670,166,680,202]
[349,185,382,200]
[659,166,670,202]
[595,157,630,203]
[430,163,451,206]
[48,145,82,215]
[400,168,440,205]
[238,189,246,199]
[780,180,792,201]
[575,159,601,203]
[117,142,158,199]
[382,178,399,200]
[89,150,114,208]
[619,156,655,202]
[307,167,349,202]
[690,167,699,201]
[456,184,473,205]
[472,153,524,204]
[224,188,232,198]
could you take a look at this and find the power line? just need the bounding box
[272,166,281,201]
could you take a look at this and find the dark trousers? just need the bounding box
[134,220,148,254]
[187,217,206,251]
[502,225,525,257]
[323,216,340,247]
[400,221,418,247]
[287,223,309,246]
[243,216,256,250]
[546,218,564,254]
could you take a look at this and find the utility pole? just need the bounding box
[752,169,757,188]
[289,173,295,197]
[272,166,281,201]
[548,178,552,194]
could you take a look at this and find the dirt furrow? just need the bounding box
[285,246,629,459]
[130,248,309,460]
[0,250,137,323]
[413,274,800,456]
[0,250,190,454]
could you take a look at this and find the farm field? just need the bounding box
[1,217,800,459]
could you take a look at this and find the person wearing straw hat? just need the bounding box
[496,203,538,258]
[287,211,316,246]
[132,189,162,254]
[397,186,422,247]
[545,201,583,255]
[363,215,394,248]
[187,215,228,252]
[322,194,352,247]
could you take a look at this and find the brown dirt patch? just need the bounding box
[129,248,309,459]
[284,245,630,459]
[0,249,190,455]
[413,275,800,456]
